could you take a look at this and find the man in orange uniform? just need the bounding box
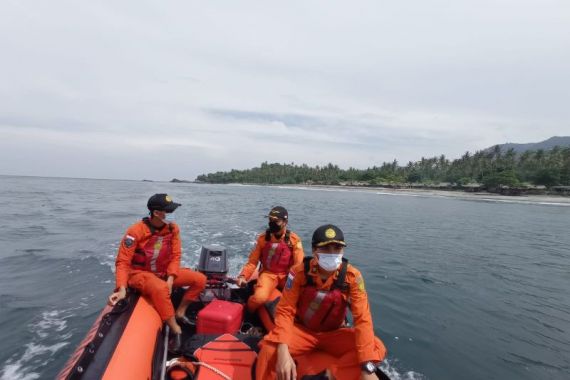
[108,194,207,349]
[256,224,388,380]
[236,206,304,313]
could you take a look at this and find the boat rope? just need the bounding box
[192,361,232,380]
[166,358,232,380]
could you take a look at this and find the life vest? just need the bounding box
[131,218,174,276]
[259,229,293,274]
[296,257,349,332]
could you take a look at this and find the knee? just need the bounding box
[257,279,275,295]
[151,282,170,299]
[195,272,207,289]
[251,287,271,304]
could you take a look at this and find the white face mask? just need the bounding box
[317,253,343,272]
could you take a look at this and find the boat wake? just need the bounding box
[1,310,73,380]
[380,360,427,380]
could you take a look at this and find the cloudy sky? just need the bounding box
[1,1,569,181]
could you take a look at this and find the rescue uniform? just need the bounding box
[255,257,387,379]
[239,230,304,312]
[114,218,207,321]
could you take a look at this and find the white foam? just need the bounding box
[376,191,423,198]
[470,198,570,207]
[262,183,570,207]
[1,363,40,380]
[35,310,67,339]
[1,342,69,380]
[380,359,426,380]
[0,309,72,380]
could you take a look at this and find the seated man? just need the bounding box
[236,206,304,313]
[108,194,207,349]
[256,224,388,380]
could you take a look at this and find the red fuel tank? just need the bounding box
[196,300,244,334]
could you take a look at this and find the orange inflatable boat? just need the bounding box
[58,246,390,380]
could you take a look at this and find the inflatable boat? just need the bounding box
[58,246,390,380]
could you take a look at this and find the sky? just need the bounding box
[1,0,569,181]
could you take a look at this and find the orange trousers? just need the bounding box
[247,272,286,312]
[128,268,207,321]
[256,325,387,379]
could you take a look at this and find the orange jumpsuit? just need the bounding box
[114,219,207,321]
[239,231,304,312]
[256,258,387,379]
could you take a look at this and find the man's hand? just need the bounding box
[108,287,126,306]
[236,276,247,288]
[361,371,378,380]
[276,343,296,380]
[166,276,174,295]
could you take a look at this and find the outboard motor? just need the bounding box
[198,245,228,278]
[198,245,231,301]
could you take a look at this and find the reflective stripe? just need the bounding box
[302,290,327,324]
[150,236,163,272]
[265,243,278,267]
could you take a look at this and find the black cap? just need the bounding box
[311,224,346,248]
[147,194,181,213]
[267,206,288,220]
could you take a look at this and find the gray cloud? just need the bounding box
[1,0,569,180]
[206,109,321,130]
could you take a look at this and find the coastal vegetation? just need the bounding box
[196,146,570,192]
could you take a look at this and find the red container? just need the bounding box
[196,300,244,334]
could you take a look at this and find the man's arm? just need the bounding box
[291,233,305,266]
[264,263,304,345]
[348,267,386,363]
[239,235,263,280]
[166,223,182,278]
[115,225,141,289]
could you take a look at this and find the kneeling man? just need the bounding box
[256,224,387,380]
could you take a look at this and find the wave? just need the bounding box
[16,248,50,255]
[10,225,55,237]
[0,309,73,380]
[380,359,427,380]
[269,184,570,207]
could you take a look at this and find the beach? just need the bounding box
[264,184,570,206]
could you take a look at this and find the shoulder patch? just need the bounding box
[123,235,135,248]
[356,275,365,292]
[285,270,296,290]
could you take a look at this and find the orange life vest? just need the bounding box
[131,219,174,276]
[259,229,293,274]
[296,257,349,332]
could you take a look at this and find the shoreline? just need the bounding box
[223,183,570,206]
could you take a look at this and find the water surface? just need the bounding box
[0,176,569,380]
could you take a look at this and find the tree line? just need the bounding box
[195,146,570,188]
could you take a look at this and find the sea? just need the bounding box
[0,175,569,380]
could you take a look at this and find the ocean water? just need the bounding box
[0,176,569,380]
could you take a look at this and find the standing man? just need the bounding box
[236,206,304,313]
[108,194,207,349]
[255,224,388,380]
